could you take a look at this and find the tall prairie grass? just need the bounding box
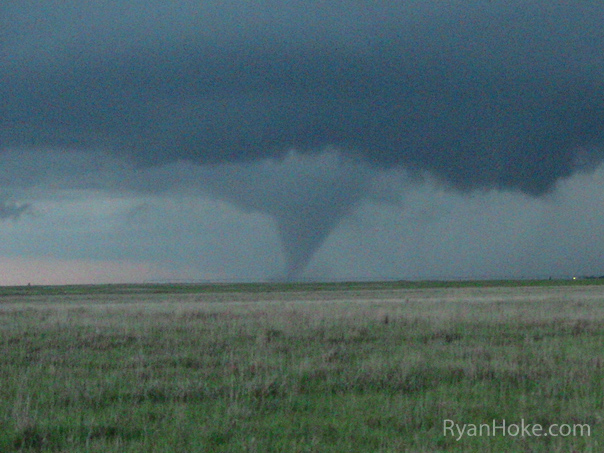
[1,284,603,451]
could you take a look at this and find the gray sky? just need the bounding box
[1,1,604,284]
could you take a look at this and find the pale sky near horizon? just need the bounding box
[2,1,604,284]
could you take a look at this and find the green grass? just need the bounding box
[1,284,603,451]
[1,277,603,297]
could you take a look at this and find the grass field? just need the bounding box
[1,280,603,451]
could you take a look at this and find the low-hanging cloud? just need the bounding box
[2,1,604,278]
[0,199,30,221]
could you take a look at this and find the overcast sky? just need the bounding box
[2,1,604,284]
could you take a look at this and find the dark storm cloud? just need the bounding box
[2,1,604,279]
[3,1,603,194]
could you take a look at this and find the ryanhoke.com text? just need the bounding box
[444,419,591,441]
